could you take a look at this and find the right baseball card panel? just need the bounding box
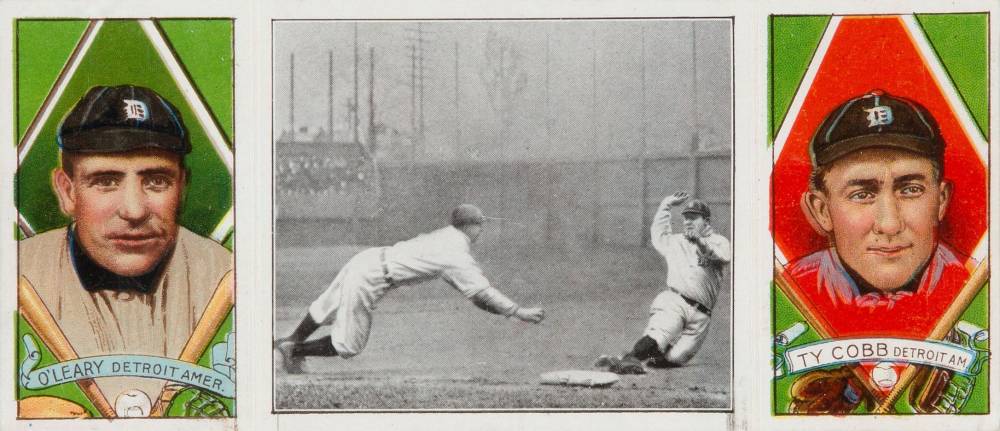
[770,14,989,414]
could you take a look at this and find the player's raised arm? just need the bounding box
[650,191,688,252]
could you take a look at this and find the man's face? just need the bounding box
[805,148,950,292]
[682,213,708,236]
[54,149,185,277]
[465,223,483,243]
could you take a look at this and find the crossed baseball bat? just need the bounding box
[774,258,989,413]
[17,271,234,418]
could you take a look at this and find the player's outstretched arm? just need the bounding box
[441,251,544,324]
[469,287,544,324]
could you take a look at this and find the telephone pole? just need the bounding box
[352,23,360,146]
[639,26,651,245]
[327,50,334,142]
[368,46,376,157]
[406,23,431,154]
[454,40,461,158]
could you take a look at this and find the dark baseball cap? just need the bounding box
[57,85,191,155]
[681,199,711,219]
[809,90,944,167]
[450,204,485,226]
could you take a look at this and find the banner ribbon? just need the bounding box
[783,337,978,375]
[19,334,234,397]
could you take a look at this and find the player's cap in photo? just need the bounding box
[57,85,191,155]
[450,204,486,226]
[681,199,711,218]
[809,89,944,167]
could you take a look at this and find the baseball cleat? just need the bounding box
[276,340,304,374]
[594,355,616,368]
[645,356,676,369]
[594,354,646,375]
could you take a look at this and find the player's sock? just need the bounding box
[630,335,663,361]
[294,336,338,357]
[287,313,320,343]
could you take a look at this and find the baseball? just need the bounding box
[114,389,152,418]
[871,362,898,390]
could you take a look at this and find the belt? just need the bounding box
[667,287,711,316]
[380,247,397,288]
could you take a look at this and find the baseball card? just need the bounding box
[769,12,991,418]
[1,1,998,431]
[7,15,235,424]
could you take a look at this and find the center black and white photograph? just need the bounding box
[272,18,733,411]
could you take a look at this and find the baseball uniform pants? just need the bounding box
[307,247,385,358]
[642,289,711,365]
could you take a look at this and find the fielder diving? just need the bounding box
[596,192,731,374]
[275,204,545,373]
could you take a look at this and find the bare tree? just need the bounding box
[478,28,528,144]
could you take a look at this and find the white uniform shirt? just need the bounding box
[309,224,514,358]
[650,202,731,310]
[383,225,491,298]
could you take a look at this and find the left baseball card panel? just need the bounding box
[14,19,235,419]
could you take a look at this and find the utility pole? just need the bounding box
[352,23,360,147]
[289,52,295,141]
[418,22,425,142]
[690,22,699,195]
[639,26,650,245]
[454,40,461,158]
[368,46,376,157]
[590,30,600,244]
[410,44,416,136]
[545,27,551,152]
[406,24,431,155]
[327,50,334,143]
[591,31,597,150]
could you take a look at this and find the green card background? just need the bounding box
[14,19,234,418]
[769,14,990,414]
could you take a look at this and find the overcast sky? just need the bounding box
[274,19,732,161]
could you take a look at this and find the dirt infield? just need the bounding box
[273,243,731,410]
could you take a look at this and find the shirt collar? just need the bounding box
[833,246,931,297]
[67,225,169,294]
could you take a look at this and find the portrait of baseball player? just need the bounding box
[783,90,970,335]
[17,85,233,418]
[275,204,545,372]
[596,193,730,374]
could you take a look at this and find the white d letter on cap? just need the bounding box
[123,99,149,121]
[864,106,893,128]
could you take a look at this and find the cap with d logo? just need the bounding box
[57,85,191,155]
[809,90,944,167]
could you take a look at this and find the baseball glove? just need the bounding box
[789,366,864,414]
[908,330,968,413]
